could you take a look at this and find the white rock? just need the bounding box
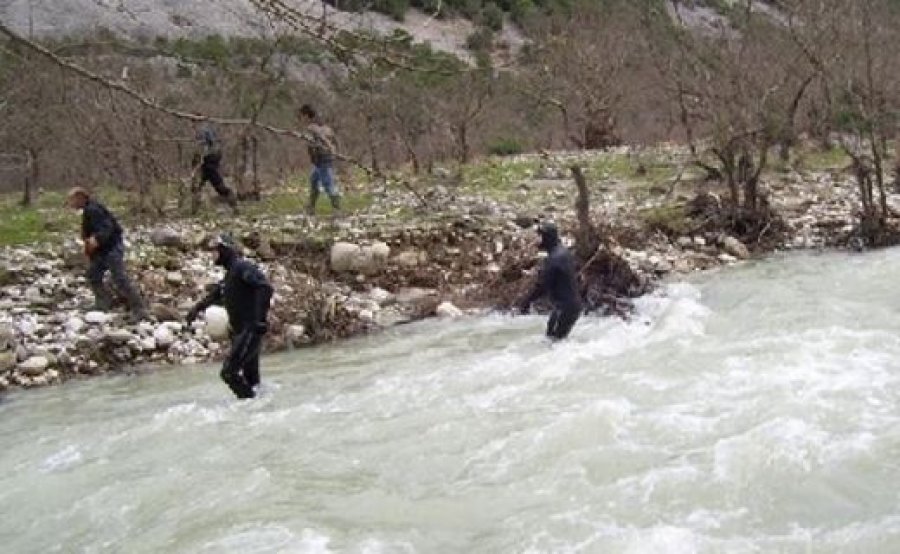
[369,287,395,306]
[18,356,49,376]
[104,329,135,344]
[368,241,391,263]
[436,301,463,318]
[204,306,230,340]
[693,236,707,247]
[330,242,362,272]
[359,309,375,322]
[153,326,175,349]
[140,337,157,351]
[165,272,184,285]
[285,324,307,346]
[718,253,739,264]
[393,251,421,268]
[64,317,85,334]
[85,311,111,324]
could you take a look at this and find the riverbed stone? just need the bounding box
[18,356,49,376]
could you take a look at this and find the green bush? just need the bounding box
[487,137,525,156]
[482,2,505,31]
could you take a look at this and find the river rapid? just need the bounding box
[3,250,900,553]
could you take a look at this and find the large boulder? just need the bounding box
[150,227,185,249]
[330,242,391,274]
[330,242,361,272]
[18,356,49,376]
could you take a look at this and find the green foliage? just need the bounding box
[640,204,693,237]
[481,2,505,30]
[487,136,526,156]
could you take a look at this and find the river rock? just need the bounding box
[204,306,230,340]
[435,301,463,318]
[151,303,181,322]
[393,251,422,268]
[85,311,112,324]
[18,356,49,376]
[140,337,157,351]
[0,351,16,372]
[104,329,135,344]
[0,323,14,351]
[720,235,750,259]
[368,287,395,306]
[150,227,185,248]
[330,242,361,272]
[153,325,175,349]
[284,324,307,347]
[64,317,85,334]
[165,272,184,286]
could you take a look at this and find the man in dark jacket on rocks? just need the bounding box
[187,234,273,399]
[519,221,582,340]
[66,187,147,322]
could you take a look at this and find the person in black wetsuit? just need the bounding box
[186,234,273,399]
[518,221,582,340]
[65,187,147,322]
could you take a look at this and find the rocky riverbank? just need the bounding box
[0,150,875,392]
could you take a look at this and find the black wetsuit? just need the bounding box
[520,235,582,340]
[191,255,273,398]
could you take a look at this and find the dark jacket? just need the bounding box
[306,121,337,166]
[522,243,582,313]
[81,199,123,256]
[195,257,273,333]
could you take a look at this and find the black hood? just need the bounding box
[212,233,239,268]
[537,222,560,252]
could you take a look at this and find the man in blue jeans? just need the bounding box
[298,104,341,215]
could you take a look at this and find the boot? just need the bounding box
[307,188,319,216]
[89,283,113,311]
[125,289,148,323]
[329,194,342,214]
[226,190,240,215]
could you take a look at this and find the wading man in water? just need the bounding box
[65,187,147,322]
[187,234,273,399]
[518,221,582,340]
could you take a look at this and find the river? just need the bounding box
[2,250,900,553]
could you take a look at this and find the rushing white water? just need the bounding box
[3,250,900,553]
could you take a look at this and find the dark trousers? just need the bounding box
[546,306,580,340]
[199,153,233,197]
[220,329,262,399]
[87,242,143,310]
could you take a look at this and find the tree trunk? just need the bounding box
[21,148,37,206]
[570,165,600,259]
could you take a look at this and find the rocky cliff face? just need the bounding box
[0,0,525,59]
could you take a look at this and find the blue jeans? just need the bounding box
[308,164,340,213]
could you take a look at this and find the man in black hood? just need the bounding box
[518,222,582,340]
[187,234,273,399]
